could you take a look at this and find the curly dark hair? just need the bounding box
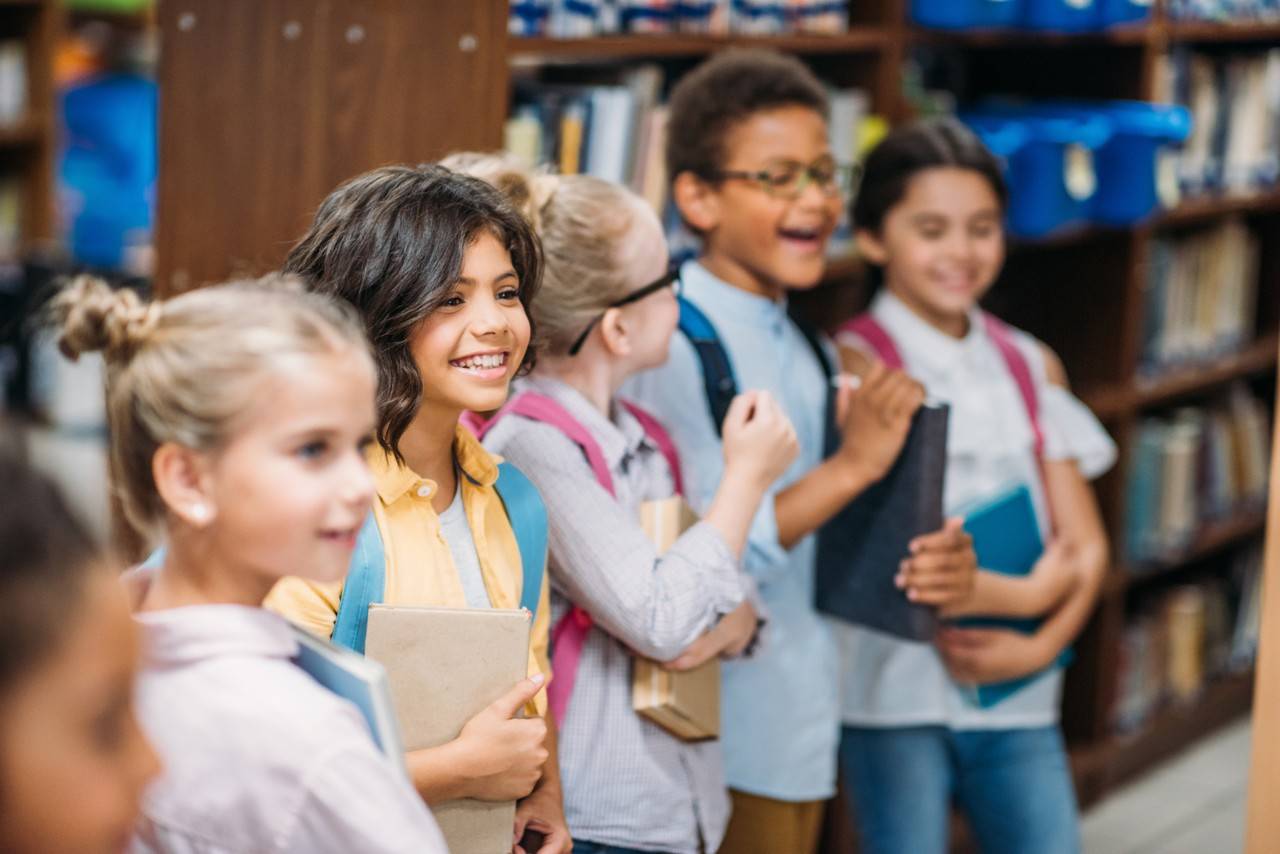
[666,48,829,182]
[0,449,100,697]
[853,118,1009,234]
[284,164,542,461]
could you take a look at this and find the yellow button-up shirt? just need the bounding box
[266,425,551,714]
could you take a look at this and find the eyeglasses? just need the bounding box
[709,159,858,200]
[568,269,682,356]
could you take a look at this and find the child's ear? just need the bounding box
[672,171,721,233]
[855,228,889,266]
[152,443,218,528]
[598,307,632,358]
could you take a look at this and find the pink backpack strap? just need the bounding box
[838,313,906,370]
[981,313,1044,459]
[478,390,621,724]
[619,399,684,497]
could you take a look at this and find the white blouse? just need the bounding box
[832,290,1117,730]
[130,605,447,854]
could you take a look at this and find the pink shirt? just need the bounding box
[129,605,446,854]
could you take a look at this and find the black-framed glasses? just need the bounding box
[568,269,682,356]
[709,159,859,200]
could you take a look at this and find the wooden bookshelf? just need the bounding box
[1167,21,1280,43]
[0,0,56,252]
[1124,509,1268,587]
[1154,190,1280,229]
[509,29,892,60]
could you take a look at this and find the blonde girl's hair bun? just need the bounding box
[439,150,559,231]
[51,275,162,363]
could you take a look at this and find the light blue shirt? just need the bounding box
[623,260,837,802]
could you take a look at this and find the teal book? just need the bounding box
[954,485,1073,708]
[291,626,407,775]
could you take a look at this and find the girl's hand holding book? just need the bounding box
[935,625,1057,685]
[895,519,978,607]
[446,675,550,801]
[664,602,760,672]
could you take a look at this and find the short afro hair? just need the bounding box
[666,49,829,181]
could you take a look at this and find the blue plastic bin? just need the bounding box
[977,101,1191,224]
[911,0,1021,29]
[1023,0,1098,31]
[964,112,1111,238]
[1098,0,1153,27]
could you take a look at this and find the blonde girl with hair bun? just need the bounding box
[50,275,447,854]
[449,154,800,854]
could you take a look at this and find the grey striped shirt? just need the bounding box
[482,376,751,854]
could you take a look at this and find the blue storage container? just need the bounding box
[1023,0,1098,31]
[911,0,1021,29]
[1098,0,1153,27]
[964,112,1111,238]
[978,101,1191,224]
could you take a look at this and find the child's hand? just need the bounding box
[835,362,925,485]
[936,626,1054,684]
[896,519,977,606]
[664,602,760,671]
[455,675,549,801]
[721,391,799,490]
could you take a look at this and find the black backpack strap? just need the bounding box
[677,294,739,437]
[793,318,839,456]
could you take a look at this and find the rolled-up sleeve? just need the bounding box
[496,421,747,662]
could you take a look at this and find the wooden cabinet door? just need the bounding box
[155,0,506,295]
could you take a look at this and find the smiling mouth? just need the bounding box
[319,525,360,548]
[450,352,510,376]
[778,226,825,245]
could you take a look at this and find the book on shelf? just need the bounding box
[1140,218,1259,378]
[1112,544,1263,733]
[1156,47,1280,197]
[0,41,25,127]
[1167,0,1280,23]
[509,0,850,39]
[1122,383,1272,565]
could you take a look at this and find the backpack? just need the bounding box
[330,461,548,655]
[473,391,684,725]
[677,294,836,448]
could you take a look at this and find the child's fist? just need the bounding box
[721,390,799,489]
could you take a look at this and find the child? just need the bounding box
[272,163,570,852]
[833,118,1115,854]
[454,154,800,854]
[49,275,448,852]
[0,449,159,854]
[624,50,979,854]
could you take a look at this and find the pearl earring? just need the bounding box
[190,504,209,524]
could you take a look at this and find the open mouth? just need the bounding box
[778,226,826,251]
[449,351,510,380]
[319,525,360,548]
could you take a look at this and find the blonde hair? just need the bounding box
[49,274,370,541]
[441,152,657,357]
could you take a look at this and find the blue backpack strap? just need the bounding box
[493,461,548,617]
[677,294,738,437]
[330,512,385,654]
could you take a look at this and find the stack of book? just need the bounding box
[509,0,850,38]
[0,41,24,128]
[1112,544,1263,733]
[1139,218,1259,378]
[1123,384,1272,564]
[1167,0,1280,22]
[505,68,875,258]
[1155,48,1280,197]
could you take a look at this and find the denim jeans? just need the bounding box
[840,725,1081,854]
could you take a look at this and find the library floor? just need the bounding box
[1081,718,1251,854]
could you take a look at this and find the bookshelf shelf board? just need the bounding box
[822,252,863,282]
[1071,670,1254,802]
[1153,190,1280,229]
[1167,21,1280,44]
[910,25,1149,48]
[68,7,153,30]
[1131,335,1280,410]
[0,116,46,148]
[508,29,891,61]
[1123,510,1267,586]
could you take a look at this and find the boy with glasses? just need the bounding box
[625,49,978,854]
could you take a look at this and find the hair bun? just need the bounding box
[440,151,558,232]
[52,275,162,362]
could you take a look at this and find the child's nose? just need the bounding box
[468,293,509,337]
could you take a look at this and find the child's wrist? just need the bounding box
[831,452,878,497]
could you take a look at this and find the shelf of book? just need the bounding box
[508,29,892,61]
[1072,669,1254,805]
[909,24,1150,48]
[1153,190,1280,229]
[1123,509,1267,587]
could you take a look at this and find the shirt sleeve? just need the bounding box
[283,742,448,854]
[495,421,748,662]
[264,577,343,639]
[623,332,793,588]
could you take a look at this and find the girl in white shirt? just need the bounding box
[50,275,447,854]
[833,120,1116,854]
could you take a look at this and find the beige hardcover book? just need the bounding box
[365,605,532,854]
[632,495,721,741]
